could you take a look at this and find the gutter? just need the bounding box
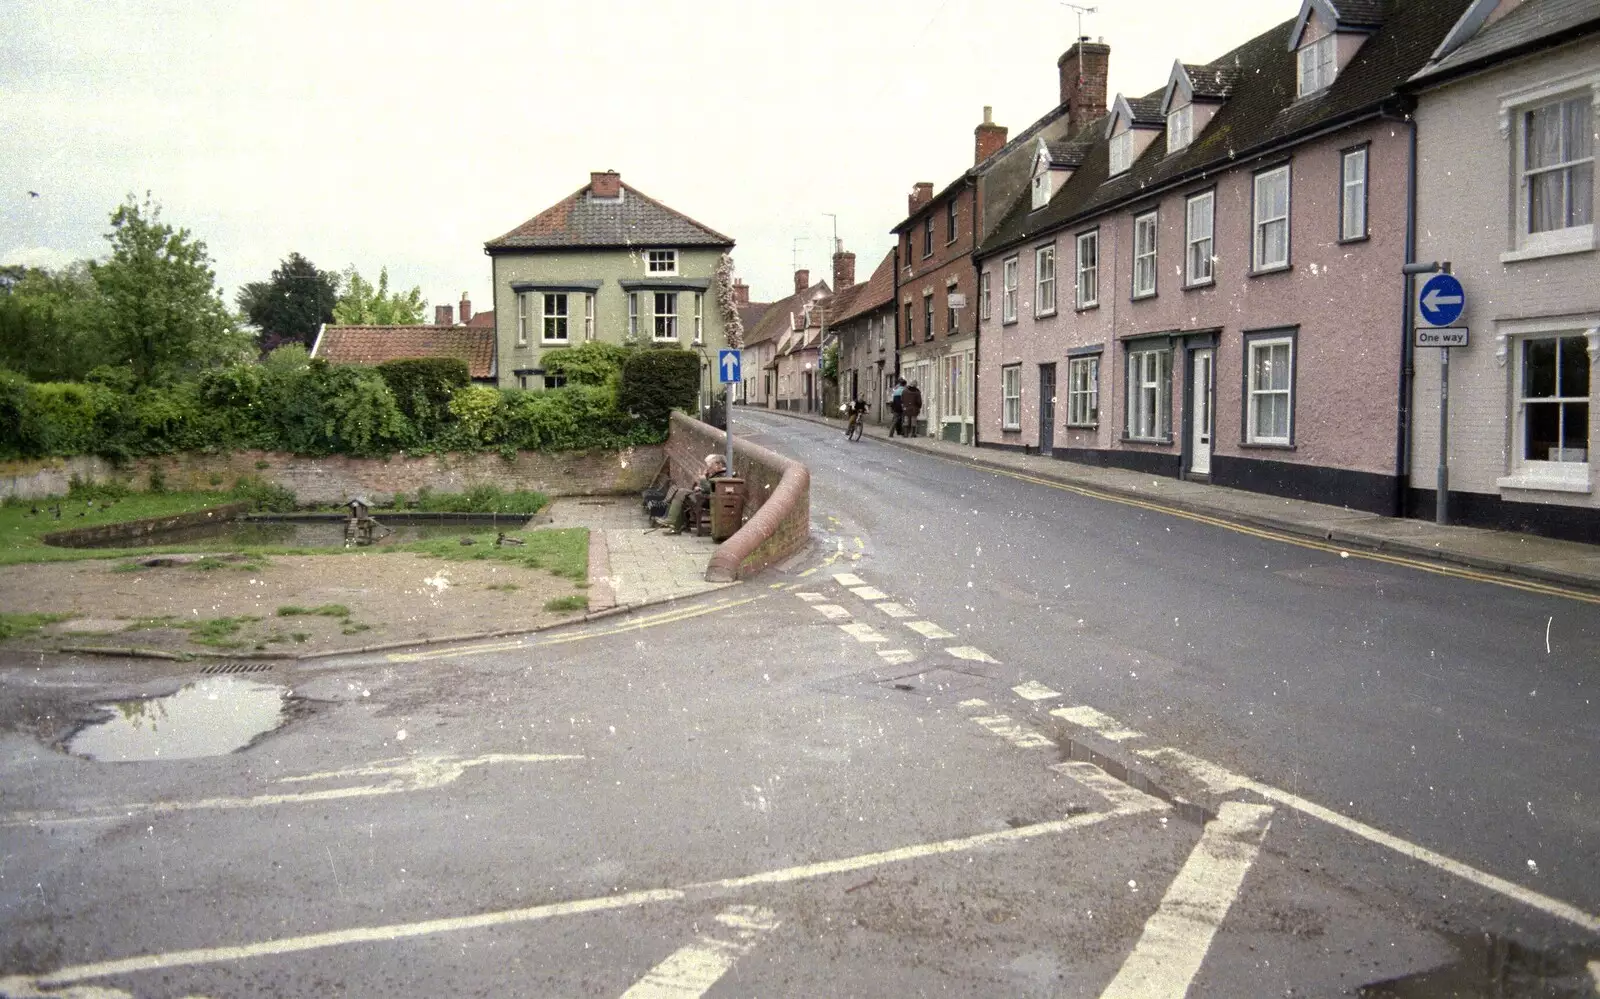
[1395,107,1419,519]
[892,244,901,379]
[971,175,982,449]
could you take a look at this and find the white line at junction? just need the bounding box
[905,621,956,640]
[618,906,781,999]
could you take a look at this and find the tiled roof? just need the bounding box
[738,302,772,336]
[1410,0,1600,87]
[1045,139,1092,166]
[486,181,734,251]
[1331,0,1386,27]
[464,309,495,329]
[312,325,495,380]
[980,0,1474,260]
[831,249,897,326]
[1183,63,1241,100]
[744,281,830,346]
[1120,94,1166,128]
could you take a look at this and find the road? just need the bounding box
[0,410,1596,996]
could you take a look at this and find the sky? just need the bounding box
[1,0,1296,311]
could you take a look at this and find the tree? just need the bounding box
[91,194,250,383]
[333,266,427,325]
[236,252,339,352]
[0,262,103,382]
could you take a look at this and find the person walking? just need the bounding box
[903,381,923,438]
[888,378,906,437]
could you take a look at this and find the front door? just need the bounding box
[1190,349,1213,477]
[1039,363,1057,456]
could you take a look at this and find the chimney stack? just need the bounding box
[434,304,454,327]
[590,170,621,198]
[975,105,1008,165]
[794,269,810,295]
[908,182,934,215]
[732,279,750,309]
[459,293,472,325]
[833,244,856,290]
[1058,39,1110,134]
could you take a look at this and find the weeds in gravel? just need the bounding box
[0,612,71,641]
[543,595,588,613]
[276,604,351,618]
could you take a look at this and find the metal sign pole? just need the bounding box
[725,383,734,475]
[1437,346,1449,525]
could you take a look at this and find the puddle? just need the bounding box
[66,677,287,761]
[1360,932,1600,998]
[67,514,532,549]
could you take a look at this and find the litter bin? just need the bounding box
[710,477,747,542]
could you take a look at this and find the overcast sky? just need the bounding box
[2,0,1294,311]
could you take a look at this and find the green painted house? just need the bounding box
[484,171,737,391]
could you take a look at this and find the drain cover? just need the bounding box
[200,661,274,675]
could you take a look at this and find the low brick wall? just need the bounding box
[667,412,810,581]
[41,502,251,547]
[0,446,664,505]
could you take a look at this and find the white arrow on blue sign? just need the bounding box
[1418,273,1465,327]
[718,349,741,384]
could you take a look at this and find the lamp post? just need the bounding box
[1403,259,1453,525]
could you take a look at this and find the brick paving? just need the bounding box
[545,497,736,608]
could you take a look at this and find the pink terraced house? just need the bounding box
[975,0,1474,514]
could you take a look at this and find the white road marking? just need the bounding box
[971,714,1054,749]
[905,620,956,640]
[1140,746,1600,934]
[618,905,780,999]
[811,604,852,621]
[1100,802,1275,999]
[876,649,917,665]
[1,754,582,827]
[958,698,988,709]
[1051,705,1146,742]
[16,798,1164,990]
[1050,762,1166,813]
[794,592,826,603]
[848,586,889,601]
[838,622,888,643]
[945,646,998,664]
[1012,681,1061,701]
[874,602,915,619]
[832,573,866,586]
[1587,959,1599,994]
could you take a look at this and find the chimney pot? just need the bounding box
[974,106,1009,165]
[590,170,621,199]
[435,304,454,327]
[459,293,473,325]
[794,269,810,295]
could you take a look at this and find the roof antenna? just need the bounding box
[1059,3,1099,80]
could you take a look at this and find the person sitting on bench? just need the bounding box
[668,454,729,533]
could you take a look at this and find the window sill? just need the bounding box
[1131,291,1156,301]
[1337,233,1369,245]
[1001,426,1022,434]
[1496,471,1592,495]
[1500,227,1595,264]
[542,340,570,347]
[1183,279,1214,291]
[1002,319,1018,327]
[1121,435,1174,446]
[1248,263,1292,278]
[1076,303,1099,313]
[1035,309,1058,319]
[1241,440,1295,450]
[1066,423,1099,430]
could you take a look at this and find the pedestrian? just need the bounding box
[888,378,906,437]
[903,381,923,438]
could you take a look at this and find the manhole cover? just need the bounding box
[200,661,274,675]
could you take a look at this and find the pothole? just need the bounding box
[1359,932,1600,998]
[65,676,288,762]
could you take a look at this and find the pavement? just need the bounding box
[545,495,735,609]
[757,406,1600,592]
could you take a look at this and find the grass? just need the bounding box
[0,490,268,567]
[276,604,351,618]
[389,485,550,516]
[484,583,520,592]
[0,612,72,641]
[401,528,588,580]
[543,595,589,613]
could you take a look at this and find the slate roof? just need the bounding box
[831,249,897,326]
[1182,63,1241,100]
[311,325,496,380]
[1409,0,1600,87]
[980,0,1475,260]
[738,302,772,337]
[1121,95,1167,127]
[1045,139,1092,167]
[744,281,831,347]
[486,181,734,251]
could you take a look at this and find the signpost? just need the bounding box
[1405,264,1465,525]
[717,349,740,473]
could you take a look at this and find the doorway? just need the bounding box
[1039,363,1057,456]
[1190,348,1213,477]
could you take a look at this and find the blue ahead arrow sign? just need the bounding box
[718,349,741,384]
[1418,273,1465,327]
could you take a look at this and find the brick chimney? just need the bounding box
[590,170,621,198]
[975,106,1008,165]
[732,279,750,308]
[908,182,934,215]
[1059,39,1110,134]
[794,269,810,295]
[434,304,454,327]
[833,243,856,291]
[458,293,472,325]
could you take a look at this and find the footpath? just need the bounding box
[757,407,1600,595]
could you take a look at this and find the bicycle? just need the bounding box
[844,403,866,441]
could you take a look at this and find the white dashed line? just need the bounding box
[958,698,988,709]
[874,603,915,619]
[810,604,852,622]
[832,573,866,586]
[848,586,889,601]
[970,714,1054,749]
[1012,681,1061,701]
[619,905,781,999]
[945,646,998,664]
[1051,705,1145,741]
[905,620,956,640]
[876,649,917,665]
[794,592,826,603]
[838,622,888,643]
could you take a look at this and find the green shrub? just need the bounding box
[502,384,662,451]
[24,381,113,456]
[376,358,469,437]
[408,484,548,515]
[541,342,632,388]
[619,347,701,430]
[0,369,30,459]
[230,475,297,512]
[445,385,506,447]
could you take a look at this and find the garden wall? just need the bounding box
[0,446,663,505]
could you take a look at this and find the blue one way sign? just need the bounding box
[718,349,741,384]
[1418,273,1465,327]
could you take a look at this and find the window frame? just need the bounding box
[541,292,570,343]
[1001,256,1019,324]
[583,294,595,341]
[543,373,567,390]
[1339,145,1369,243]
[652,291,678,341]
[947,200,959,244]
[1124,344,1172,442]
[1001,364,1022,431]
[1521,95,1595,240]
[903,302,914,347]
[1508,332,1592,482]
[1185,189,1215,288]
[1109,129,1132,176]
[1132,210,1158,299]
[1243,330,1297,446]
[923,292,934,342]
[516,291,531,346]
[1167,103,1193,154]
[947,283,959,336]
[693,293,704,344]
[1066,354,1100,428]
[1032,169,1050,210]
[1034,244,1057,317]
[1252,164,1292,274]
[979,270,992,321]
[1296,33,1336,98]
[1075,229,1099,309]
[647,249,678,275]
[923,217,934,258]
[628,292,640,338]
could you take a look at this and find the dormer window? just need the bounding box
[1109,131,1133,176]
[1032,171,1050,210]
[1168,104,1194,153]
[1297,34,1336,96]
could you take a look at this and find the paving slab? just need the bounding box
[545,497,735,608]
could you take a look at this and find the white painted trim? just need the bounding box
[1499,225,1595,263]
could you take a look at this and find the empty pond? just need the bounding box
[66,676,288,761]
[69,514,533,549]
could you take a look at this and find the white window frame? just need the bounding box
[1001,364,1021,430]
[979,270,992,321]
[1109,130,1132,176]
[583,294,595,340]
[1125,346,1171,441]
[1034,245,1056,316]
[1186,190,1215,286]
[516,291,531,346]
[1246,335,1294,445]
[1067,355,1099,427]
[941,352,967,422]
[653,292,679,341]
[1340,147,1368,241]
[1075,230,1098,308]
[1516,93,1595,254]
[1296,33,1336,98]
[647,249,678,275]
[1253,165,1291,272]
[923,293,933,341]
[1001,256,1019,323]
[1032,158,1051,210]
[542,292,569,343]
[1167,103,1193,153]
[628,293,640,338]
[693,293,704,344]
[1497,329,1593,492]
[1133,211,1158,298]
